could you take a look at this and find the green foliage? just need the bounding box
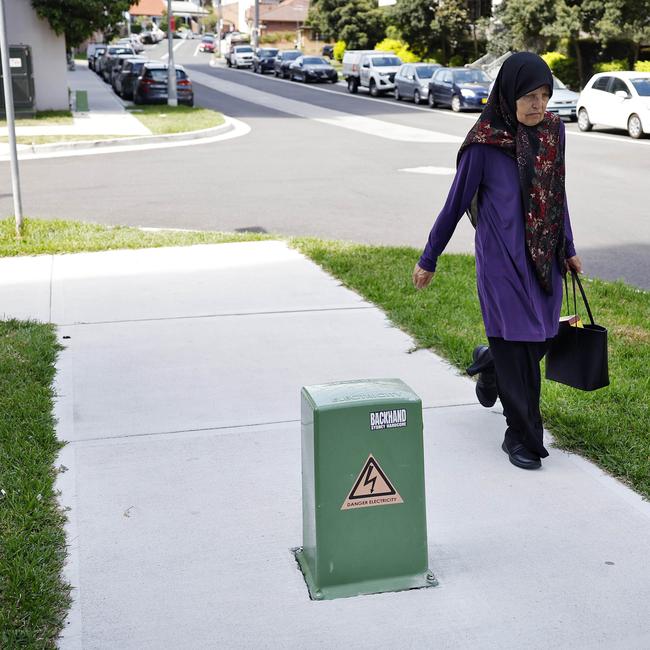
[388,0,438,58]
[448,54,464,66]
[333,40,346,61]
[593,59,629,72]
[308,0,387,49]
[541,51,579,89]
[130,24,142,34]
[374,38,419,62]
[31,0,132,47]
[635,60,650,72]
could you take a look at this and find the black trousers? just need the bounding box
[487,337,550,459]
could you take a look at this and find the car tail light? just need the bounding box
[178,79,191,87]
[141,77,154,85]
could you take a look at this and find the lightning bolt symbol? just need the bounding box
[363,465,377,494]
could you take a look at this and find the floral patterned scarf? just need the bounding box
[458,52,566,294]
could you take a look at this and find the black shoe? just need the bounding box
[501,440,541,470]
[466,345,492,376]
[467,346,498,407]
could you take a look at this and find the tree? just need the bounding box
[308,0,387,49]
[389,0,438,59]
[431,0,470,65]
[494,0,558,53]
[31,0,133,47]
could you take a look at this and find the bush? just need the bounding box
[449,54,464,67]
[541,51,579,90]
[593,59,628,73]
[634,60,650,72]
[260,33,279,44]
[374,37,419,63]
[130,24,142,34]
[333,40,346,62]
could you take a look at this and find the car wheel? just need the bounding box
[414,90,421,104]
[369,80,379,97]
[451,95,461,112]
[133,91,142,105]
[302,74,308,83]
[274,70,278,77]
[394,87,401,101]
[428,93,436,108]
[347,77,358,94]
[577,107,592,131]
[628,113,643,139]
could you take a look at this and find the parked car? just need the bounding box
[227,44,254,68]
[428,67,491,111]
[342,50,402,96]
[274,50,302,78]
[322,44,334,59]
[545,76,579,120]
[117,35,144,54]
[199,35,215,53]
[289,56,338,83]
[253,48,279,74]
[394,63,442,104]
[141,29,164,44]
[88,44,106,72]
[113,57,148,98]
[576,71,650,138]
[110,54,146,88]
[133,63,194,106]
[100,45,136,82]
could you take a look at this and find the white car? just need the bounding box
[576,71,650,138]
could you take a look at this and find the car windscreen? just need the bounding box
[131,62,145,74]
[453,69,490,83]
[202,36,215,42]
[303,57,327,65]
[146,69,188,81]
[284,52,301,60]
[110,48,133,55]
[553,76,567,89]
[236,46,253,53]
[630,78,650,96]
[260,49,278,57]
[372,56,401,67]
[415,65,438,79]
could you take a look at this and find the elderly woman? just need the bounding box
[413,52,582,471]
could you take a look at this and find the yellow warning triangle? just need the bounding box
[341,454,403,510]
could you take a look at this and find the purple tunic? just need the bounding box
[418,140,576,343]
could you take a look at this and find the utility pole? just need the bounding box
[0,0,23,236]
[216,0,222,57]
[253,0,259,49]
[167,0,178,106]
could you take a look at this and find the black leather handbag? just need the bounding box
[545,271,609,391]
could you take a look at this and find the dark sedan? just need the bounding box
[133,63,194,106]
[253,48,279,74]
[274,50,302,79]
[428,67,491,111]
[88,45,106,72]
[100,46,136,83]
[114,58,148,100]
[289,56,338,84]
[110,54,147,89]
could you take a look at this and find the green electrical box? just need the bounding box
[295,378,436,600]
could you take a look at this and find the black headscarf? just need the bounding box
[458,52,566,294]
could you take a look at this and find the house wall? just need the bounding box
[5,0,68,111]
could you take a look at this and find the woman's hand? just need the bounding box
[566,255,583,274]
[413,263,434,290]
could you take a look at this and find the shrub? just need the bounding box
[634,60,650,72]
[260,33,279,44]
[593,59,628,73]
[333,40,346,62]
[374,37,419,63]
[130,24,142,34]
[541,51,579,90]
[449,54,464,67]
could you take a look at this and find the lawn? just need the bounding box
[127,105,225,135]
[0,111,73,128]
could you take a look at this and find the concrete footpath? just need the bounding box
[1,241,650,649]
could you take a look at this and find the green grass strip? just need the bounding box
[127,105,225,135]
[0,218,271,257]
[0,111,73,128]
[0,320,69,647]
[293,238,650,498]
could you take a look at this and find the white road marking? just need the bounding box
[399,166,455,175]
[1,116,251,162]
[161,40,185,60]
[193,44,200,57]
[191,69,463,143]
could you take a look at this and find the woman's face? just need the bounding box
[515,85,551,126]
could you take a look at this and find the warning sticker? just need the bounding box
[341,454,403,510]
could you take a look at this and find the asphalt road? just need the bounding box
[2,39,649,289]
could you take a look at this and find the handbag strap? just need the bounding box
[570,270,596,326]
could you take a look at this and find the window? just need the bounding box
[610,78,630,95]
[443,71,453,83]
[592,76,611,91]
[415,65,438,79]
[371,56,401,67]
[146,68,187,82]
[453,69,490,84]
[630,77,650,97]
